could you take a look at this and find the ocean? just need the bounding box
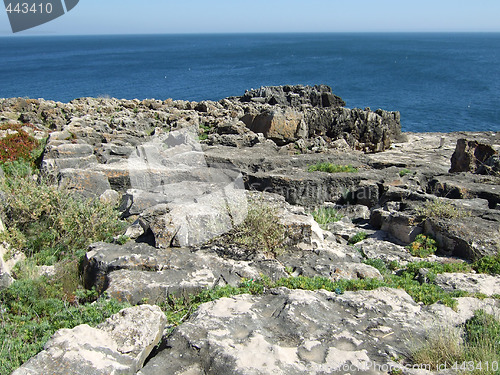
[0,33,499,133]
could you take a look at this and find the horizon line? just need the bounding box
[2,30,500,38]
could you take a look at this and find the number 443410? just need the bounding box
[5,2,54,14]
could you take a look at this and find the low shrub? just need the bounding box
[473,252,500,275]
[363,258,388,274]
[0,127,40,165]
[407,234,438,258]
[411,310,500,374]
[229,198,286,258]
[416,200,470,220]
[311,206,343,228]
[404,260,472,282]
[307,162,358,173]
[0,161,127,265]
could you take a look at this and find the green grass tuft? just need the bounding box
[227,198,286,258]
[349,231,368,245]
[411,310,500,374]
[311,206,343,228]
[307,162,358,173]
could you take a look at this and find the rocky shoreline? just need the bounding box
[1,86,499,374]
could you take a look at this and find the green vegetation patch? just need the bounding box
[307,162,358,173]
[416,200,470,220]
[349,231,368,245]
[407,234,438,258]
[473,252,500,275]
[311,206,343,228]
[0,275,129,375]
[399,168,414,177]
[0,161,127,265]
[411,310,500,374]
[0,158,130,375]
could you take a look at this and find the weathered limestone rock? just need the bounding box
[139,287,494,375]
[370,207,423,244]
[357,238,414,264]
[424,215,500,261]
[58,168,111,197]
[42,142,98,173]
[237,84,346,108]
[82,242,288,304]
[13,305,166,375]
[435,273,500,297]
[245,108,306,146]
[450,138,497,173]
[371,198,500,260]
[428,173,500,209]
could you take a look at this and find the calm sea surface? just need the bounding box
[0,33,499,132]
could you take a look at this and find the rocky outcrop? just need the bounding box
[370,197,500,261]
[450,138,498,174]
[81,191,381,305]
[13,305,166,375]
[236,84,346,108]
[0,85,403,153]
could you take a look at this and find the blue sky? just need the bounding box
[2,0,500,35]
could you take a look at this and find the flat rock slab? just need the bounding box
[83,242,288,304]
[435,273,500,296]
[139,287,499,375]
[13,305,166,375]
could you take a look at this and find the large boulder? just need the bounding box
[12,305,166,375]
[245,108,307,146]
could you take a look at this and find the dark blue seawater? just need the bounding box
[0,33,499,132]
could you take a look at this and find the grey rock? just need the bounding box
[82,242,288,304]
[370,207,423,244]
[58,168,111,197]
[435,273,500,297]
[424,216,500,261]
[428,173,500,209]
[13,305,166,375]
[237,84,346,108]
[139,287,467,375]
[357,238,413,264]
[100,189,121,206]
